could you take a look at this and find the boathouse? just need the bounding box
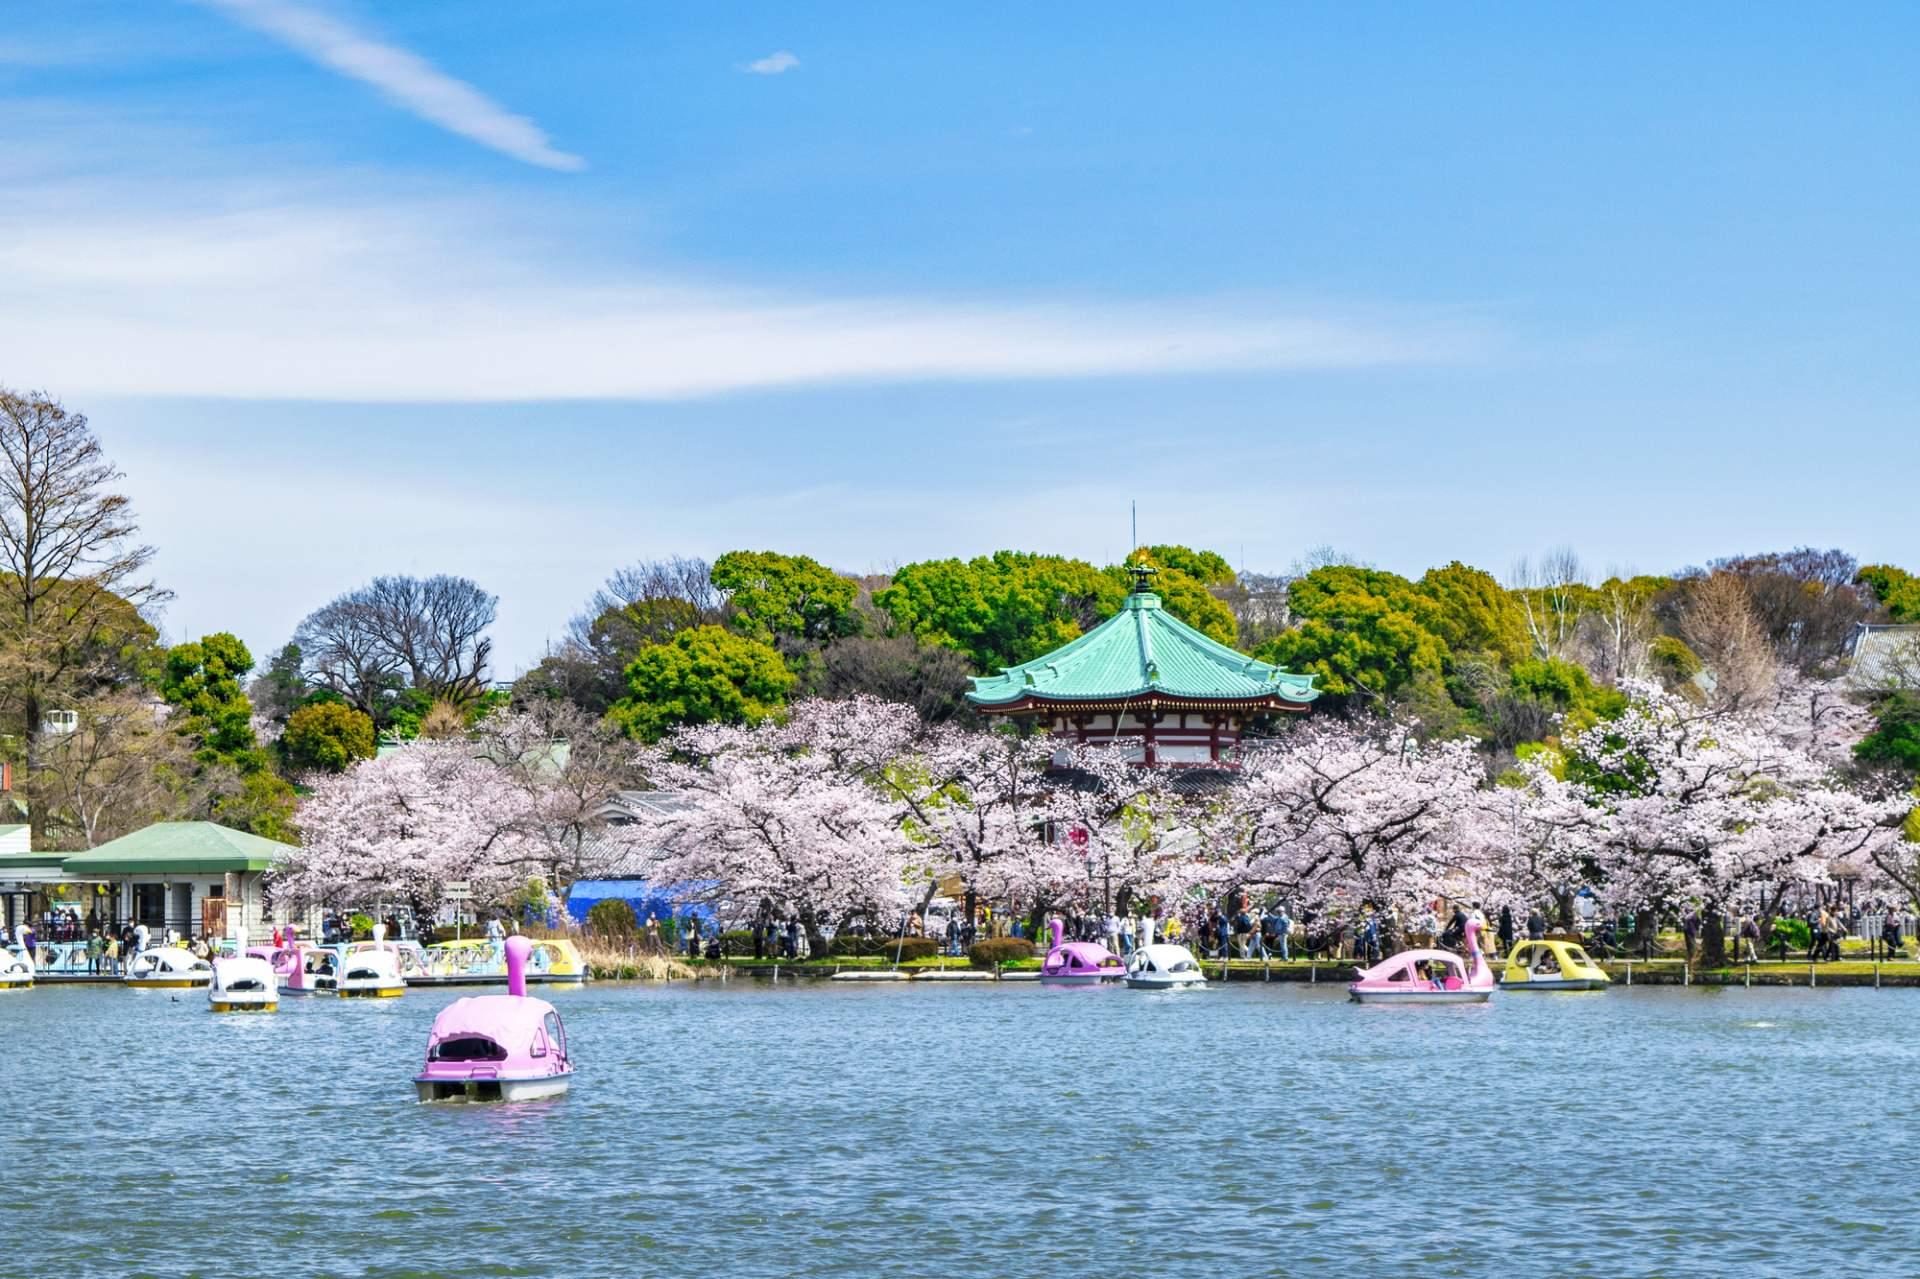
[0,821,290,940]
[965,567,1319,766]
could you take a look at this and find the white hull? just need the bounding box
[1126,974,1205,990]
[1040,973,1124,985]
[337,983,406,998]
[1349,988,1493,1004]
[126,976,211,990]
[415,1074,572,1103]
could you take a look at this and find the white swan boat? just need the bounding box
[0,944,34,991]
[126,946,213,989]
[1125,943,1206,990]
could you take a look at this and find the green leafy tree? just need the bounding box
[282,700,377,772]
[161,632,259,764]
[877,552,1125,671]
[1648,635,1704,684]
[1418,562,1530,664]
[609,625,795,741]
[1856,692,1920,772]
[1256,566,1448,703]
[1858,564,1920,622]
[211,769,299,842]
[1507,657,1627,728]
[248,642,309,725]
[711,550,858,643]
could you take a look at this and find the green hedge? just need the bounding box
[968,938,1035,968]
[828,934,939,962]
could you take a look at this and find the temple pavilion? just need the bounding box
[966,569,1318,766]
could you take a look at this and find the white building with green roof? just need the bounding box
[0,821,293,940]
[967,569,1319,766]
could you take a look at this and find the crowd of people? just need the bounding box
[0,917,178,975]
[584,892,1920,969]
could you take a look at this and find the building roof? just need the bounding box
[595,790,695,825]
[967,588,1319,711]
[1847,623,1920,690]
[58,822,294,875]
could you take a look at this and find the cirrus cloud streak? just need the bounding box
[194,0,585,171]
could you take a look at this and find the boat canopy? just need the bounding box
[427,994,562,1058]
[1132,943,1200,975]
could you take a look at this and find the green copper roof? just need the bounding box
[967,590,1319,708]
[59,822,294,875]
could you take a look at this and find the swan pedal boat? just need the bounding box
[126,946,213,989]
[336,940,408,998]
[413,937,589,987]
[209,954,278,1012]
[415,936,574,1102]
[0,944,34,990]
[1350,919,1496,1005]
[1041,940,1126,985]
[1125,942,1206,990]
[1499,939,1610,991]
[269,942,344,995]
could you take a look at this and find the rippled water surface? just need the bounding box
[7,978,1918,1277]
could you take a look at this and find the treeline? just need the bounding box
[6,379,1916,854]
[515,541,1920,778]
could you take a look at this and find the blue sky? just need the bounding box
[3,2,1915,673]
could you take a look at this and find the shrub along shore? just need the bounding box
[582,950,1920,988]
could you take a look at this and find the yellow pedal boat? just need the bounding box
[1499,939,1610,991]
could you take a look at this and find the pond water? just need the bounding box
[6,979,1917,1277]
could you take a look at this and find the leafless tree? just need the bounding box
[478,700,647,902]
[809,632,978,723]
[0,388,170,840]
[1572,572,1662,684]
[1510,547,1587,660]
[32,692,196,848]
[1290,545,1373,576]
[573,556,724,644]
[1219,570,1293,649]
[293,574,496,715]
[1676,571,1777,709]
[1704,547,1872,671]
[522,557,727,713]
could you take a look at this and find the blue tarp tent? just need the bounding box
[566,880,716,928]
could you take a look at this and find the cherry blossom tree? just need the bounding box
[1543,680,1909,965]
[631,704,920,954]
[1047,743,1212,917]
[279,741,527,915]
[874,714,1064,919]
[477,700,643,906]
[1217,719,1492,910]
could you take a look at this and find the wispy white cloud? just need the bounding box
[739,50,799,75]
[0,190,1484,401]
[194,0,584,171]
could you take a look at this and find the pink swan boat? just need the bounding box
[414,935,574,1102]
[1348,917,1495,1005]
[1039,918,1125,985]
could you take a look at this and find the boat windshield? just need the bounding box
[431,1036,508,1062]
